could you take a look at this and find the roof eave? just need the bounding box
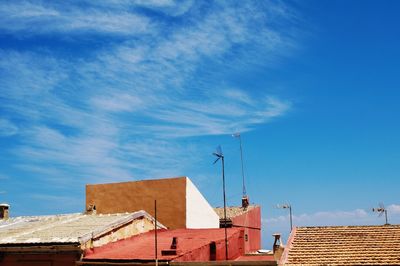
[78,210,166,244]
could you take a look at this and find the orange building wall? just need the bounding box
[231,206,261,253]
[86,177,187,229]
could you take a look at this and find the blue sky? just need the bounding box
[1,0,399,247]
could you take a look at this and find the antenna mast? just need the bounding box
[277,203,293,231]
[373,203,389,225]
[233,133,248,208]
[213,146,229,260]
[154,200,158,266]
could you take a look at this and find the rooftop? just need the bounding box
[84,228,243,261]
[235,254,275,262]
[281,224,400,265]
[214,205,258,219]
[0,211,153,245]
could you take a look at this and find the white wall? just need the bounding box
[185,177,220,228]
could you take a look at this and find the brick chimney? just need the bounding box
[86,204,96,215]
[272,233,284,261]
[0,203,10,220]
[242,195,249,209]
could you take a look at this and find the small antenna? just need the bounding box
[276,203,293,231]
[372,203,389,225]
[213,145,223,164]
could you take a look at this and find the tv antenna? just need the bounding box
[213,145,228,260]
[276,203,293,231]
[372,203,389,225]
[232,132,247,199]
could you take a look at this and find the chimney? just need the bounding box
[86,204,96,215]
[272,233,284,261]
[161,237,179,256]
[0,203,10,220]
[170,237,178,249]
[242,195,249,209]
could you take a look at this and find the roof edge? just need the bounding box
[86,176,188,187]
[279,227,296,265]
[78,210,166,244]
[295,224,400,229]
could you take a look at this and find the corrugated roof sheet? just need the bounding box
[0,211,152,245]
[214,205,257,219]
[84,228,243,261]
[281,225,400,265]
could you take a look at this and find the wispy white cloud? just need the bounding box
[0,51,67,100]
[28,193,83,214]
[262,206,400,247]
[0,119,19,137]
[0,174,9,180]
[133,0,194,16]
[90,93,144,113]
[388,204,400,215]
[263,208,372,226]
[0,1,153,36]
[0,1,298,191]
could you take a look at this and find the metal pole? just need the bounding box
[238,135,247,197]
[222,156,228,260]
[289,205,293,231]
[385,210,388,225]
[154,200,158,266]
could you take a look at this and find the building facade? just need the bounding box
[0,211,162,266]
[86,176,220,229]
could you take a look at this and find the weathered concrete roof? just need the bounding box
[0,211,157,245]
[281,225,400,265]
[214,205,257,219]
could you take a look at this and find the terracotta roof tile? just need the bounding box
[281,225,400,265]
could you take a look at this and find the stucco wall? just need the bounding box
[172,229,245,262]
[231,207,261,252]
[86,177,187,229]
[185,178,220,229]
[82,217,156,250]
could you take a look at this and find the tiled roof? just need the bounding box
[84,228,243,261]
[0,211,154,245]
[214,205,257,219]
[281,225,400,265]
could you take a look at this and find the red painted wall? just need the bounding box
[173,229,245,261]
[231,206,261,253]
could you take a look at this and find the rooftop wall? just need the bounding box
[186,178,219,229]
[86,177,219,229]
[86,177,187,229]
[231,206,261,253]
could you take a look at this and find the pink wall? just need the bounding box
[231,206,261,253]
[173,229,245,261]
